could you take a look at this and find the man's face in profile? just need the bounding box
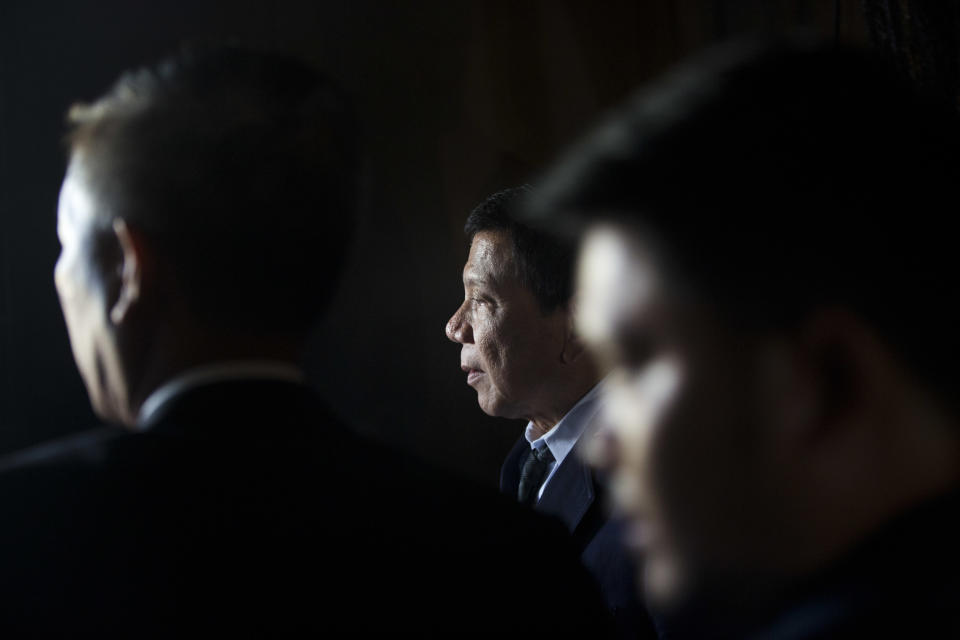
[446,230,567,421]
[54,156,123,422]
[576,224,783,610]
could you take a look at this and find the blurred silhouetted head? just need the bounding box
[524,39,960,626]
[65,46,356,334]
[529,40,960,399]
[56,45,356,424]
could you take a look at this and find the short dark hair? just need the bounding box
[465,187,574,313]
[526,40,960,406]
[67,45,357,336]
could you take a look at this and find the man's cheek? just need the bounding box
[611,466,645,516]
[606,395,651,468]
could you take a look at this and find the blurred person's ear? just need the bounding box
[798,309,894,440]
[561,301,589,364]
[759,308,903,455]
[109,218,149,326]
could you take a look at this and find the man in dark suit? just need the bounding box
[0,46,610,636]
[446,188,656,639]
[522,40,960,638]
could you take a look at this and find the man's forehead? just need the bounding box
[464,229,517,287]
[60,163,120,243]
[58,162,93,223]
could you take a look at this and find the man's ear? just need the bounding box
[560,302,588,364]
[109,218,147,326]
[774,309,879,445]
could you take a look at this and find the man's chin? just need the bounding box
[643,556,685,611]
[644,557,773,637]
[476,393,513,421]
[642,550,711,624]
[89,393,134,428]
[477,400,501,419]
[91,404,126,428]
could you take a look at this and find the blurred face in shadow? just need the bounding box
[576,223,782,612]
[54,155,126,423]
[446,230,567,422]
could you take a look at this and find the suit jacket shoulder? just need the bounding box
[500,426,656,639]
[0,380,613,637]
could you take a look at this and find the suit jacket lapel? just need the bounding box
[499,436,529,496]
[534,450,595,535]
[499,432,597,535]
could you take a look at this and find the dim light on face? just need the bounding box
[576,223,782,611]
[55,155,128,425]
[445,230,568,424]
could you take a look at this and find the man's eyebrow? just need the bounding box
[463,274,497,288]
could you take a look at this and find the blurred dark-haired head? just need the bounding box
[66,45,357,335]
[531,39,960,408]
[56,45,356,425]
[526,40,960,624]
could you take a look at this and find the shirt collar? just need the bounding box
[136,360,305,429]
[524,380,605,469]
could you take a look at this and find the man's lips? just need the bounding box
[461,364,485,385]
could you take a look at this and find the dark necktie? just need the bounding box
[517,446,555,506]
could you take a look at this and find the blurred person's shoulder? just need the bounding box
[741,488,960,639]
[0,424,122,475]
[0,383,616,635]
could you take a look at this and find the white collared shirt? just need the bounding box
[136,360,305,429]
[523,381,604,502]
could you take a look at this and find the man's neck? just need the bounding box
[124,327,304,428]
[135,359,305,428]
[528,375,603,438]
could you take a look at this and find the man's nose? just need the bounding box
[445,304,472,344]
[53,254,67,297]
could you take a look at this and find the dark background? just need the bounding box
[0,1,866,485]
